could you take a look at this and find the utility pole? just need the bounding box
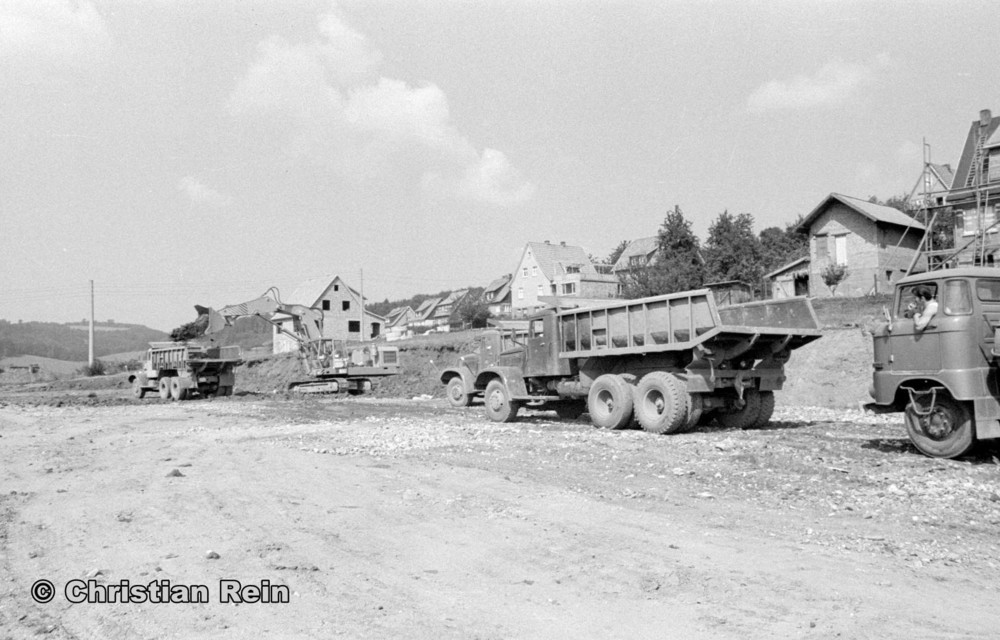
[359,269,366,341]
[88,280,95,368]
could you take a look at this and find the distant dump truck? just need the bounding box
[129,342,242,400]
[869,267,1000,458]
[441,290,821,432]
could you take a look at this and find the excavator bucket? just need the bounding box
[194,305,231,334]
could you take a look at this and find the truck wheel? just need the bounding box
[634,372,687,434]
[169,378,188,401]
[446,377,472,407]
[484,380,520,423]
[132,379,146,399]
[750,391,776,428]
[904,396,975,459]
[158,377,172,400]
[716,389,762,430]
[588,374,634,430]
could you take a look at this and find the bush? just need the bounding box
[78,359,107,377]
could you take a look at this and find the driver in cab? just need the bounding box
[906,285,938,331]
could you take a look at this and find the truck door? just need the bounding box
[886,282,942,373]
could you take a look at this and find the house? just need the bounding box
[383,306,416,341]
[939,109,1000,266]
[611,237,659,273]
[272,275,386,354]
[765,256,810,299]
[796,193,925,297]
[907,162,954,211]
[483,274,513,317]
[429,289,469,331]
[510,241,619,316]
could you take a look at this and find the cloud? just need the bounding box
[228,9,533,207]
[0,0,111,73]
[178,176,232,208]
[748,56,889,112]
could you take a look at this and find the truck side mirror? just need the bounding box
[882,305,893,333]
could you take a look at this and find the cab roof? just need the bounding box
[897,267,1000,285]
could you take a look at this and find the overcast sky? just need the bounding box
[2,1,998,331]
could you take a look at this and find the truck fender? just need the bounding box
[439,367,475,395]
[474,367,528,398]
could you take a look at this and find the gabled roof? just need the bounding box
[484,274,512,294]
[951,110,1000,192]
[415,297,441,320]
[764,256,810,279]
[522,242,597,280]
[612,237,658,271]
[797,193,925,233]
[286,275,361,307]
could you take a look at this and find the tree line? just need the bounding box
[606,206,809,299]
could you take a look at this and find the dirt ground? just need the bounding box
[2,328,1000,638]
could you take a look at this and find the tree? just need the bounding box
[605,239,630,267]
[452,288,490,328]
[821,263,849,296]
[620,206,704,298]
[703,211,764,292]
[759,215,808,275]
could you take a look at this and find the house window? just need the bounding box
[834,235,848,265]
[333,285,339,291]
[537,284,545,296]
[322,300,330,311]
[815,235,829,261]
[566,265,580,274]
[532,266,538,276]
[518,287,524,300]
[962,206,999,235]
[629,255,644,267]
[522,267,528,277]
[342,301,351,311]
[563,283,576,295]
[990,150,1000,183]
[348,320,360,332]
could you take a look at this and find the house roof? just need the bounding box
[521,241,597,281]
[415,297,441,320]
[484,274,512,294]
[284,275,386,322]
[951,110,1000,192]
[797,193,925,233]
[286,275,359,306]
[612,237,658,271]
[764,256,810,279]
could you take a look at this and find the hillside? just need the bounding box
[0,319,168,361]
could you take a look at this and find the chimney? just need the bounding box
[980,109,992,127]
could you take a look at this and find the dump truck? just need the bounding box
[441,290,822,432]
[868,267,1000,458]
[199,288,399,394]
[129,342,242,400]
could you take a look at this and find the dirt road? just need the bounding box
[2,395,999,639]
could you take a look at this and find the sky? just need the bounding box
[2,0,998,332]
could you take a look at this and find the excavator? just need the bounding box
[196,287,399,394]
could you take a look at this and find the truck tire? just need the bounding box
[446,376,472,407]
[750,391,776,429]
[588,374,634,430]
[484,379,520,423]
[904,395,975,459]
[170,377,188,401]
[716,389,762,430]
[132,378,146,399]
[158,377,172,400]
[634,372,688,434]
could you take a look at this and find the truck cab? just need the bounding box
[870,267,1000,457]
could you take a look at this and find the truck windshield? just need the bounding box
[942,280,972,315]
[975,279,1000,302]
